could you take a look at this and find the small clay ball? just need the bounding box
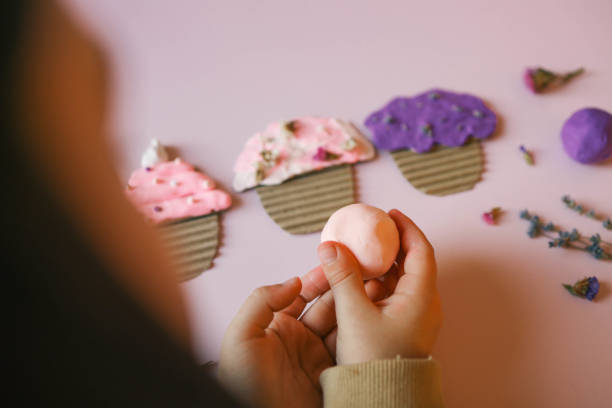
[561,107,612,164]
[321,203,400,279]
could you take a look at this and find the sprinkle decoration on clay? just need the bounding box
[365,89,497,196]
[561,107,612,164]
[233,117,375,192]
[365,89,497,153]
[321,203,400,279]
[234,117,376,235]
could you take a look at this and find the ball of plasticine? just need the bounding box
[321,203,400,279]
[561,107,612,164]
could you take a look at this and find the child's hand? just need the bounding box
[314,209,442,365]
[218,265,391,407]
[219,277,333,408]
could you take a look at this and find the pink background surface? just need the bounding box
[66,1,611,406]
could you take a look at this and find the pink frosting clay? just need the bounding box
[321,203,400,280]
[233,117,376,191]
[126,158,231,224]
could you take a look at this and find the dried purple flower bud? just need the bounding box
[563,276,599,301]
[383,115,395,124]
[145,167,152,172]
[428,92,441,100]
[482,207,502,225]
[519,145,535,165]
[313,147,341,161]
[153,205,163,212]
[523,67,585,93]
[420,123,433,136]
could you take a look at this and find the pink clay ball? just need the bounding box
[321,203,400,279]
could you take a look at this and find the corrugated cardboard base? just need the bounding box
[256,164,355,234]
[390,140,483,196]
[159,213,219,281]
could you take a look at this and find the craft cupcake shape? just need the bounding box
[127,139,232,280]
[233,117,376,234]
[365,89,497,196]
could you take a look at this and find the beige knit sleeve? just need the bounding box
[319,357,444,408]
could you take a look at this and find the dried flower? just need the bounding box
[383,115,396,124]
[520,209,612,261]
[428,92,441,100]
[313,147,340,161]
[563,276,599,301]
[420,123,433,136]
[561,195,610,231]
[284,120,298,133]
[153,205,163,212]
[519,145,534,165]
[523,67,585,93]
[342,138,357,151]
[482,207,502,225]
[255,162,266,183]
[260,149,276,164]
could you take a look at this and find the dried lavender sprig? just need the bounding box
[519,210,611,260]
[519,145,534,165]
[562,195,612,230]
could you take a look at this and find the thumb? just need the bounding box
[227,277,301,342]
[317,241,372,318]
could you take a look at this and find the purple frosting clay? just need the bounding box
[561,107,612,164]
[364,89,497,153]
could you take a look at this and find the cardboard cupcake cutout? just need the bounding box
[365,89,497,196]
[127,140,232,280]
[233,117,376,234]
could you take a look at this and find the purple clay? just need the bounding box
[561,107,612,164]
[364,89,497,153]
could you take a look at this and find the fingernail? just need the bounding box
[318,243,337,265]
[282,276,298,286]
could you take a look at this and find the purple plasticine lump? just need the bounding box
[561,107,612,164]
[364,89,498,153]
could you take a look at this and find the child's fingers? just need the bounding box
[302,265,331,299]
[300,278,386,338]
[227,277,302,341]
[381,265,400,297]
[300,290,336,337]
[364,278,387,301]
[318,241,373,319]
[324,327,338,361]
[388,209,437,298]
[282,265,329,318]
